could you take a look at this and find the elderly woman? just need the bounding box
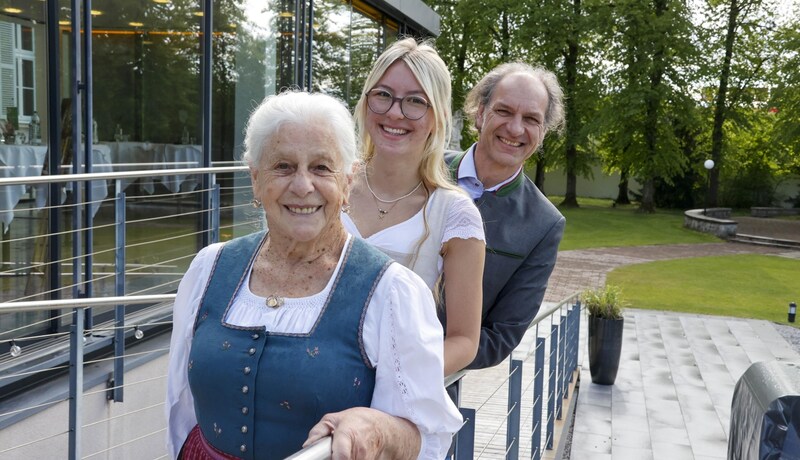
[165,91,461,459]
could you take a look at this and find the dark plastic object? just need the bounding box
[587,316,624,385]
[728,361,800,460]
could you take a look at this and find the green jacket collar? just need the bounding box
[449,148,523,197]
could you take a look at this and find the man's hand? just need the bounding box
[303,407,420,460]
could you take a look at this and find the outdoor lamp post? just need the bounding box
[789,302,796,323]
[703,159,715,215]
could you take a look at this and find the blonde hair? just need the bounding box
[353,37,459,193]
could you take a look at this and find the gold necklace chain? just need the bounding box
[364,170,423,203]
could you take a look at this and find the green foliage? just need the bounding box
[607,255,800,324]
[769,25,800,177]
[430,0,800,211]
[583,284,626,320]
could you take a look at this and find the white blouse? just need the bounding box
[165,235,462,459]
[342,187,485,288]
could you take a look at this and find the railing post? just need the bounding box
[546,323,558,449]
[68,307,85,460]
[112,191,126,402]
[211,182,220,244]
[575,300,582,371]
[531,337,545,460]
[506,359,522,460]
[570,300,581,377]
[455,407,475,460]
[558,313,567,415]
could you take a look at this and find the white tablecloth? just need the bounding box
[30,145,113,224]
[105,142,202,194]
[0,144,48,229]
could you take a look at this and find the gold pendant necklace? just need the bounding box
[364,170,421,219]
[375,199,400,219]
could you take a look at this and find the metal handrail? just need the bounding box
[284,438,333,460]
[0,165,248,186]
[0,294,176,314]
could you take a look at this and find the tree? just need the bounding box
[598,0,698,213]
[431,0,604,200]
[702,0,777,207]
[769,20,800,180]
[517,0,606,205]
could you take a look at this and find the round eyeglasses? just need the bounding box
[366,89,431,120]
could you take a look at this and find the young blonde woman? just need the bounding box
[342,38,485,376]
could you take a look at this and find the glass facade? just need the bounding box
[0,0,432,348]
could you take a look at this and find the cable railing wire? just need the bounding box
[2,167,583,459]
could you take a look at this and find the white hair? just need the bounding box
[243,91,357,171]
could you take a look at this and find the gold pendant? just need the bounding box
[265,295,284,308]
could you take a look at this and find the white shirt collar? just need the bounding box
[457,144,522,195]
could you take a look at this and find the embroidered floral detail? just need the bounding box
[280,401,291,410]
[213,422,222,437]
[353,377,361,388]
[306,346,319,358]
[188,360,193,370]
[222,341,231,350]
[200,311,209,321]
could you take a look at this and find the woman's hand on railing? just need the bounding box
[304,407,420,460]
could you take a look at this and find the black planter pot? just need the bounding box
[588,315,624,385]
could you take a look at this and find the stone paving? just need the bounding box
[544,234,800,459]
[570,309,800,460]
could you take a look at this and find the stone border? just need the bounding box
[684,208,737,238]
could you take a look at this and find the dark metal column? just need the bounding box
[200,0,213,247]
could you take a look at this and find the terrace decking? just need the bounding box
[539,238,800,460]
[571,310,799,460]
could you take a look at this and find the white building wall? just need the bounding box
[540,165,642,200]
[0,352,170,459]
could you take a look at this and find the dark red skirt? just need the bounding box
[179,425,242,460]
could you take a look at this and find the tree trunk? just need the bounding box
[709,0,741,207]
[561,0,581,208]
[639,0,667,214]
[616,169,631,205]
[534,155,546,192]
[639,178,656,213]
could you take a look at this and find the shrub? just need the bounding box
[583,284,626,320]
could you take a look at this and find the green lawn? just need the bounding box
[548,196,720,250]
[550,196,799,325]
[607,254,800,325]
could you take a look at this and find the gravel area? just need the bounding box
[774,322,800,356]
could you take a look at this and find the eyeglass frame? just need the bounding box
[365,88,431,120]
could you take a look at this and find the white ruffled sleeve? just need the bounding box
[442,192,485,244]
[363,263,463,459]
[164,243,223,459]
